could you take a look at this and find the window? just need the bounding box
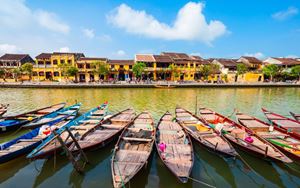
[78,64,84,69]
[61,60,65,64]
[33,72,37,76]
[54,72,59,77]
[120,65,124,68]
[129,65,132,69]
[38,61,44,65]
[53,60,58,65]
[46,61,51,65]
[68,60,71,64]
[39,72,45,76]
[86,64,91,69]
[111,65,114,69]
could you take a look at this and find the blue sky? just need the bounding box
[0,0,299,59]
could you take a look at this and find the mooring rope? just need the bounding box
[187,176,216,188]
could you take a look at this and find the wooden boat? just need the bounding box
[23,103,81,129]
[236,112,298,163]
[262,108,300,135]
[154,84,176,88]
[290,112,300,122]
[199,107,292,163]
[175,107,237,157]
[27,103,108,160]
[0,103,80,164]
[155,112,194,183]
[111,112,155,188]
[0,104,9,117]
[70,108,136,152]
[0,103,65,133]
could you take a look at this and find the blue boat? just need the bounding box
[0,103,81,164]
[0,103,65,133]
[27,102,108,159]
[23,103,82,129]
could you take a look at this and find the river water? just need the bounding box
[0,87,299,188]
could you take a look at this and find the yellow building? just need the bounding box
[33,52,84,81]
[108,60,134,81]
[76,57,108,82]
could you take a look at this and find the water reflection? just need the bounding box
[0,87,299,188]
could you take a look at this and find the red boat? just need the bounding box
[290,112,300,122]
[236,112,299,163]
[198,107,292,164]
[262,108,300,139]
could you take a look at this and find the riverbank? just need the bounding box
[0,82,299,88]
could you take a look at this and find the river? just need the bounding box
[0,87,299,188]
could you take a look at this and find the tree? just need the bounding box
[291,65,300,81]
[21,63,33,80]
[0,69,5,82]
[199,65,210,80]
[262,64,280,82]
[57,63,70,80]
[133,62,146,79]
[12,68,21,82]
[67,66,79,82]
[93,61,109,80]
[168,64,180,81]
[237,63,248,75]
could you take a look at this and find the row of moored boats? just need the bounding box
[0,102,300,187]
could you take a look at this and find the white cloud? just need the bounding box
[0,44,19,54]
[82,28,95,39]
[244,52,265,59]
[59,47,70,53]
[0,0,70,34]
[35,10,70,34]
[116,50,126,56]
[107,2,227,44]
[272,7,298,21]
[286,55,298,58]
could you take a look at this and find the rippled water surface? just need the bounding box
[0,87,299,188]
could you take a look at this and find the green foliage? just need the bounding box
[236,63,248,75]
[168,64,180,79]
[133,62,146,78]
[57,63,70,77]
[12,68,22,81]
[21,63,33,80]
[0,69,5,78]
[199,64,220,80]
[93,61,109,78]
[262,64,281,81]
[66,66,79,76]
[291,65,300,80]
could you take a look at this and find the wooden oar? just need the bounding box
[268,139,300,152]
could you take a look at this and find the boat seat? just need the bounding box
[198,131,214,135]
[122,137,152,142]
[101,124,124,129]
[18,139,41,142]
[72,125,96,130]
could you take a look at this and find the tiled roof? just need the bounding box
[161,52,190,60]
[52,52,85,58]
[153,55,173,63]
[240,56,262,65]
[273,58,300,66]
[135,54,155,62]
[195,59,211,65]
[36,53,52,59]
[79,57,107,61]
[215,59,237,68]
[190,55,203,61]
[0,54,30,61]
[108,60,134,65]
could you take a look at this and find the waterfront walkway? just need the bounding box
[0,81,299,88]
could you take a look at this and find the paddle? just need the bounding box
[268,139,300,152]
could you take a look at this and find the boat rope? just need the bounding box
[112,149,126,188]
[33,160,41,173]
[187,176,216,188]
[194,150,217,186]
